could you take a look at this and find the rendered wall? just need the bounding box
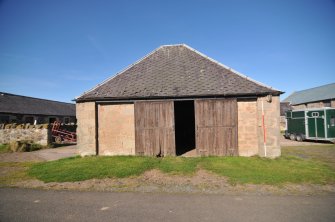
[257,96,281,158]
[76,102,96,156]
[98,104,135,155]
[237,100,259,156]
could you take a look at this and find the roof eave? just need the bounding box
[75,91,283,103]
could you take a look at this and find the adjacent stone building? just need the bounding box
[0,92,76,124]
[76,44,283,158]
[279,102,292,130]
[283,83,335,110]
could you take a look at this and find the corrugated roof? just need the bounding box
[77,44,282,102]
[283,83,335,105]
[0,92,75,116]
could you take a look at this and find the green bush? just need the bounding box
[0,144,10,153]
[29,143,43,152]
[8,141,43,152]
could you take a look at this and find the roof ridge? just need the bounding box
[0,92,75,105]
[161,44,185,47]
[295,82,335,93]
[180,44,280,92]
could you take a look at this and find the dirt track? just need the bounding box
[280,136,333,146]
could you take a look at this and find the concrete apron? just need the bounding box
[33,145,78,161]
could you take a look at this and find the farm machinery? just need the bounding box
[51,121,77,143]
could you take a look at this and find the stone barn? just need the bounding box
[76,44,282,158]
[0,92,76,124]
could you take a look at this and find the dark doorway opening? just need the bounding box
[49,117,56,124]
[174,100,196,156]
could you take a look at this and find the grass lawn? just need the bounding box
[0,162,33,185]
[27,144,335,185]
[201,155,334,185]
[29,156,157,182]
[282,145,335,168]
[0,144,10,153]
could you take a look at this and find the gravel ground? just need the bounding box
[0,139,329,163]
[0,145,77,162]
[280,136,333,146]
[0,152,44,162]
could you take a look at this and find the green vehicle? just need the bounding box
[285,108,335,142]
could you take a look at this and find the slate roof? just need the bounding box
[77,44,282,102]
[283,83,335,105]
[0,92,75,116]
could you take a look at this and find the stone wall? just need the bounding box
[307,101,324,109]
[77,96,281,158]
[332,100,335,108]
[257,96,281,158]
[76,102,96,156]
[237,97,281,158]
[98,104,135,155]
[0,124,50,146]
[237,100,258,156]
[292,104,306,110]
[280,116,286,131]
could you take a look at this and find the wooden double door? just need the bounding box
[195,99,238,156]
[134,101,176,156]
[134,99,238,156]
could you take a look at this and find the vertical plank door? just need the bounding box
[195,99,238,156]
[134,101,176,156]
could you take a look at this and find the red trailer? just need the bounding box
[51,121,77,143]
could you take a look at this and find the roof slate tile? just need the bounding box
[0,92,75,116]
[283,83,335,105]
[77,44,281,101]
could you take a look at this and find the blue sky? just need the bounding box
[1,0,334,103]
